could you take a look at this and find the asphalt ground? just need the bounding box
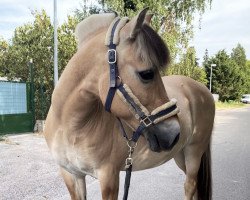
[0,105,249,200]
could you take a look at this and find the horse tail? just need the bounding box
[197,141,212,200]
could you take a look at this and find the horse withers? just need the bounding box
[44,8,215,200]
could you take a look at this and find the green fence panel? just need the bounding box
[0,81,35,134]
[0,113,33,134]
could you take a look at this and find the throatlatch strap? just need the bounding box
[117,117,129,140]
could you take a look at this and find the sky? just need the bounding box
[0,0,250,63]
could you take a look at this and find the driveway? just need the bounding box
[0,105,249,200]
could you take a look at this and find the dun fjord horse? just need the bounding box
[44,8,215,200]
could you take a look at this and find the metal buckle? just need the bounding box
[125,157,133,167]
[140,116,153,127]
[108,49,117,64]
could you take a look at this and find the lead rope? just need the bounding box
[123,141,137,200]
[117,117,137,200]
[123,141,136,200]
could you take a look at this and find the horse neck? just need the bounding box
[52,35,113,132]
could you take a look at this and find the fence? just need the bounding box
[0,81,35,134]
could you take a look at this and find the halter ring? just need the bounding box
[140,116,153,127]
[127,140,137,149]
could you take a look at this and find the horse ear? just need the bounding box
[144,13,153,25]
[128,7,149,39]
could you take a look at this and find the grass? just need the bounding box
[0,136,7,142]
[215,101,246,109]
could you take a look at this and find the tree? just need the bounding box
[1,10,54,119]
[74,1,104,21]
[204,50,244,101]
[0,37,9,76]
[58,16,78,75]
[0,10,78,119]
[244,60,250,94]
[203,48,209,66]
[167,47,207,84]
[231,43,246,69]
[231,44,249,94]
[75,0,212,60]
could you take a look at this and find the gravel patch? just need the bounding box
[0,133,184,200]
[0,134,70,200]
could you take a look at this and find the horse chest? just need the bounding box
[51,140,98,178]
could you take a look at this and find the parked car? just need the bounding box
[241,94,250,104]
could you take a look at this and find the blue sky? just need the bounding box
[0,0,249,62]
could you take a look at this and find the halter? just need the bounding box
[104,17,179,200]
[105,17,179,143]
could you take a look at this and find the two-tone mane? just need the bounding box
[75,13,170,71]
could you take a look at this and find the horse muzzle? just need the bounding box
[143,119,180,152]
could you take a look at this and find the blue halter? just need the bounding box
[104,17,179,200]
[105,18,178,143]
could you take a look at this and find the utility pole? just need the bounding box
[210,64,216,92]
[53,0,58,86]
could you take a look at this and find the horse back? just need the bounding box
[162,75,215,145]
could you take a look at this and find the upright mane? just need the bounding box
[75,12,170,70]
[133,24,170,70]
[75,13,116,48]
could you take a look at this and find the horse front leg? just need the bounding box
[60,167,87,200]
[98,164,120,200]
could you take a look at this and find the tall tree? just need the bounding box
[203,48,209,66]
[204,50,244,101]
[231,44,249,94]
[0,37,9,76]
[231,43,247,69]
[75,0,212,59]
[0,10,78,119]
[167,47,207,84]
[58,16,78,75]
[244,60,250,94]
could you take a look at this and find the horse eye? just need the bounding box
[138,70,155,83]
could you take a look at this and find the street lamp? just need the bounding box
[53,0,58,87]
[209,64,216,92]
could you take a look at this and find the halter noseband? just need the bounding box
[105,17,179,143]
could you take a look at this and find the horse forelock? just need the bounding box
[75,13,117,48]
[133,24,170,71]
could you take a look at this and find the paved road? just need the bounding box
[0,106,249,200]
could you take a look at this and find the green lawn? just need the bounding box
[215,101,246,109]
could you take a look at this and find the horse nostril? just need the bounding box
[144,120,180,152]
[158,131,180,151]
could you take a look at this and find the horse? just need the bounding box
[44,8,215,200]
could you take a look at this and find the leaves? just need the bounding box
[75,0,212,60]
[203,47,248,101]
[0,10,78,119]
[167,47,207,84]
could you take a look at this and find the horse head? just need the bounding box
[76,8,180,152]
